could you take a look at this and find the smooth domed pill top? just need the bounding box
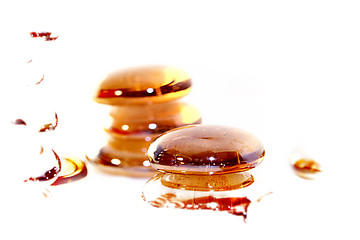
[148,125,265,175]
[95,66,192,105]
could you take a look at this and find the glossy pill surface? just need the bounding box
[95,66,192,105]
[148,125,265,175]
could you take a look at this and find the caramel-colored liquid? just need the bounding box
[292,158,321,180]
[142,171,255,221]
[149,193,251,221]
[30,31,58,41]
[95,66,192,105]
[148,125,265,174]
[52,157,88,186]
[39,112,58,132]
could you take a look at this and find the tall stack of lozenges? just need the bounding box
[91,66,201,177]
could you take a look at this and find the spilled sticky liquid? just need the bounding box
[52,157,88,186]
[142,172,258,221]
[148,193,252,220]
[5,31,87,196]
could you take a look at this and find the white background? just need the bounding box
[0,1,359,239]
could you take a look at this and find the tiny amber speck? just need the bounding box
[148,125,265,174]
[292,158,321,179]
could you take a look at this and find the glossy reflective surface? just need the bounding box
[108,101,201,135]
[91,102,201,176]
[148,125,265,174]
[52,157,88,185]
[292,158,321,180]
[92,147,154,177]
[157,171,254,191]
[289,146,323,180]
[142,172,256,221]
[91,66,200,176]
[95,66,192,105]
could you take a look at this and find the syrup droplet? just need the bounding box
[30,32,58,41]
[35,74,45,85]
[39,112,58,132]
[289,146,322,180]
[292,158,321,180]
[12,119,27,126]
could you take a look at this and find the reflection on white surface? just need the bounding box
[1,0,360,239]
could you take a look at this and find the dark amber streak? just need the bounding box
[30,32,58,41]
[97,79,192,99]
[39,112,58,132]
[12,119,27,125]
[108,118,202,135]
[24,149,61,182]
[36,75,45,85]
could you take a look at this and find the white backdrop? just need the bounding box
[0,1,359,239]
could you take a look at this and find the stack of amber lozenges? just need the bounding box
[91,66,201,177]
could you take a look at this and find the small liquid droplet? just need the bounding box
[290,146,322,180]
[39,112,58,132]
[30,32,58,41]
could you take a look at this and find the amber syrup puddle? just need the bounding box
[149,193,251,221]
[143,172,259,221]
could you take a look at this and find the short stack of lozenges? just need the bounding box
[92,66,201,177]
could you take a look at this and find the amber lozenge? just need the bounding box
[148,125,265,175]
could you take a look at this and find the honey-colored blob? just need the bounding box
[158,172,254,191]
[95,66,192,105]
[292,158,321,180]
[148,125,265,175]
